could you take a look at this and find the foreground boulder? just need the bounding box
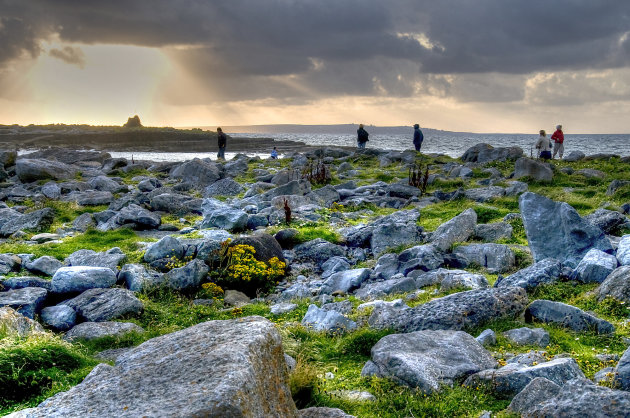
[513,158,553,182]
[512,377,630,416]
[572,248,618,283]
[0,287,48,318]
[15,158,77,182]
[519,192,612,267]
[597,265,630,304]
[369,287,527,333]
[429,208,477,251]
[33,317,297,417]
[495,258,562,291]
[362,330,496,393]
[0,306,45,337]
[63,288,144,322]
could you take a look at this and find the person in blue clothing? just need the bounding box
[270,146,278,159]
[413,123,424,151]
[356,124,369,149]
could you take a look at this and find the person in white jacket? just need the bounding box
[535,130,552,160]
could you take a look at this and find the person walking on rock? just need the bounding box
[413,123,424,152]
[551,124,564,159]
[357,124,369,149]
[535,129,552,160]
[217,127,227,160]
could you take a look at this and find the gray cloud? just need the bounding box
[49,46,85,68]
[1,0,630,104]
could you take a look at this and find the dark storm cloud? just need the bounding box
[1,0,630,102]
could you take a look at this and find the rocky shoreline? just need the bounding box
[1,143,630,417]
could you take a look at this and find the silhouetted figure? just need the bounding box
[217,127,227,160]
[357,124,369,149]
[413,124,424,152]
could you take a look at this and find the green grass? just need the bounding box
[0,228,149,263]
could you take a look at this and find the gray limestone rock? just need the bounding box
[320,268,371,295]
[513,158,553,182]
[525,299,615,334]
[503,327,550,347]
[63,288,144,322]
[0,307,45,337]
[51,266,117,294]
[615,345,630,390]
[474,222,513,242]
[40,305,77,331]
[163,259,209,290]
[362,330,496,392]
[496,258,563,291]
[429,208,477,251]
[617,234,630,265]
[597,265,630,304]
[0,287,48,319]
[143,235,184,263]
[508,377,560,415]
[572,248,618,283]
[476,329,497,346]
[119,264,165,293]
[369,287,528,333]
[63,321,145,342]
[397,244,444,275]
[302,304,357,334]
[15,158,77,182]
[519,192,612,268]
[453,243,515,273]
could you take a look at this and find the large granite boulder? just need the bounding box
[163,259,209,290]
[33,317,297,417]
[429,208,477,251]
[513,158,553,182]
[584,208,629,235]
[495,258,563,291]
[63,288,144,322]
[519,192,612,267]
[0,208,55,237]
[0,287,48,318]
[40,305,77,331]
[119,264,165,293]
[525,299,614,334]
[15,158,77,182]
[464,358,584,399]
[369,287,528,333]
[362,330,496,392]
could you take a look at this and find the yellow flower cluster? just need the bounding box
[200,282,224,298]
[223,245,286,284]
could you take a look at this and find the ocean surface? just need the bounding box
[233,132,630,159]
[21,130,624,162]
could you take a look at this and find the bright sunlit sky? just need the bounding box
[1,1,630,133]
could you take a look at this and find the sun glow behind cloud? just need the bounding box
[23,43,170,125]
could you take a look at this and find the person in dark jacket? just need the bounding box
[413,124,424,152]
[357,124,369,149]
[217,127,227,160]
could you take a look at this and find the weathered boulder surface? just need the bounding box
[495,258,562,291]
[429,208,477,251]
[513,158,553,182]
[461,143,523,163]
[464,358,584,399]
[369,287,528,333]
[519,192,612,267]
[63,321,145,342]
[597,265,630,304]
[503,327,549,347]
[616,345,630,390]
[0,287,48,318]
[302,304,357,333]
[452,243,515,273]
[572,248,618,283]
[525,299,615,334]
[0,306,45,337]
[15,158,77,182]
[63,288,144,322]
[362,330,496,393]
[514,378,630,417]
[51,266,117,294]
[618,234,630,265]
[40,305,77,331]
[33,317,298,417]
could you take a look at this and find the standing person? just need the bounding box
[551,124,564,159]
[216,127,227,160]
[357,124,369,149]
[535,129,552,160]
[413,123,424,152]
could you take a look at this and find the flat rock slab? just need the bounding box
[43,317,297,417]
[525,299,615,334]
[362,330,496,393]
[63,321,145,342]
[51,266,117,294]
[369,287,528,333]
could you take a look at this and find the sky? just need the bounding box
[1,1,630,133]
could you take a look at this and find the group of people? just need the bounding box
[535,124,565,160]
[357,123,425,151]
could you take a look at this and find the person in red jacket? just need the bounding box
[551,124,564,159]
